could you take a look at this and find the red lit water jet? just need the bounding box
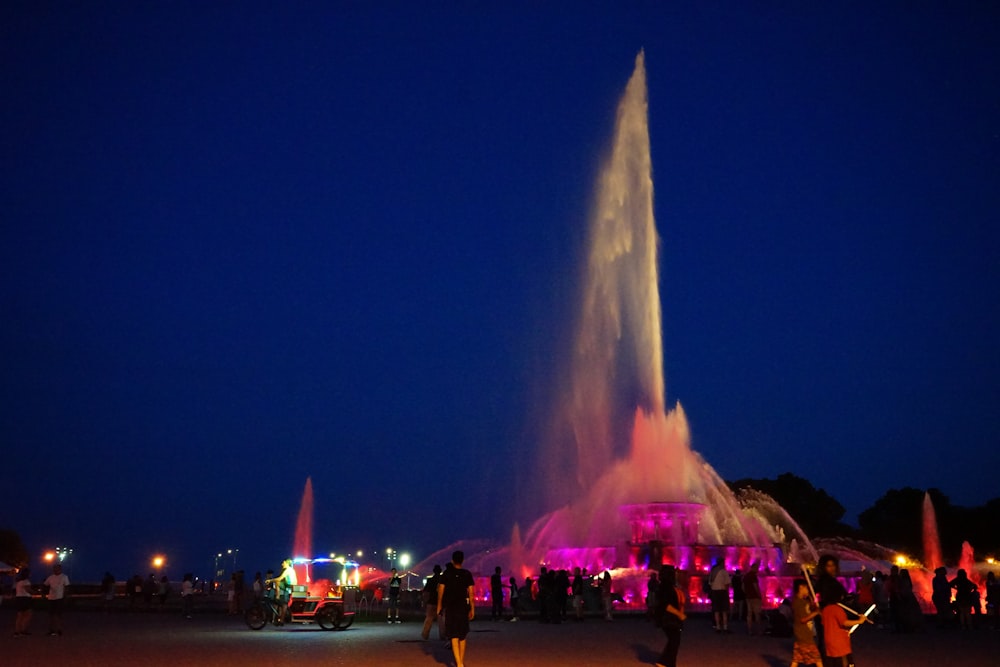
[922,492,942,572]
[294,477,313,560]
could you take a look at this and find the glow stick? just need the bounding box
[839,603,876,634]
[800,565,818,602]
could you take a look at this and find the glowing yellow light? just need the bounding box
[43,551,56,563]
[895,555,907,566]
[152,555,165,568]
[987,557,995,565]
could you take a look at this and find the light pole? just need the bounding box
[399,553,411,590]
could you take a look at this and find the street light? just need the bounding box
[152,555,165,569]
[399,553,411,589]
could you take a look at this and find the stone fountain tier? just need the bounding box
[622,502,706,545]
[534,502,786,576]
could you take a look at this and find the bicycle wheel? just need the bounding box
[245,603,268,630]
[335,612,355,630]
[316,607,336,630]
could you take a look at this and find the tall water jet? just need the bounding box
[526,51,810,576]
[922,491,942,571]
[294,477,314,560]
[547,50,664,507]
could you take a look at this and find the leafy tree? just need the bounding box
[0,528,29,568]
[728,472,849,538]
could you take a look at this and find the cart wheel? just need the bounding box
[335,612,355,630]
[317,608,337,630]
[245,603,268,630]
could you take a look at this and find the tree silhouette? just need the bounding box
[728,472,850,538]
[0,528,29,568]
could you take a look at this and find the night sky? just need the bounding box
[3,2,998,580]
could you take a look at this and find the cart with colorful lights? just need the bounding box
[245,557,360,631]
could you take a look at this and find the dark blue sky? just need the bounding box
[3,2,998,579]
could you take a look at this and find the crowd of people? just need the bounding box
[9,549,998,667]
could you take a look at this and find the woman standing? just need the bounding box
[13,567,33,637]
[655,566,686,667]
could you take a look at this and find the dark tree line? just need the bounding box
[728,473,999,565]
[0,528,29,568]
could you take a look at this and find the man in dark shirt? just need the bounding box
[437,550,475,667]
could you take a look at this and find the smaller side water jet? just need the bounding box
[294,477,314,561]
[922,491,942,572]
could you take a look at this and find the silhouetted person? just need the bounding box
[101,572,115,612]
[508,576,521,621]
[654,565,686,667]
[490,566,504,621]
[436,550,475,667]
[950,569,977,629]
[743,561,762,635]
[421,564,444,640]
[554,569,570,622]
[158,576,170,605]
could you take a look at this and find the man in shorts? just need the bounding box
[437,551,475,667]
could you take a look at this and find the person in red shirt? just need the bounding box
[821,602,867,666]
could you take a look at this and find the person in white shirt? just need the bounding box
[44,563,70,636]
[13,567,33,637]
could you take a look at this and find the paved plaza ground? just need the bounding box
[1,606,997,666]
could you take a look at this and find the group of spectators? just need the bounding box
[11,562,70,637]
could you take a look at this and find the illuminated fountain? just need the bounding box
[491,51,814,609]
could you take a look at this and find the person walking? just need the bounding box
[654,565,686,667]
[43,563,70,636]
[436,550,475,667]
[421,565,444,640]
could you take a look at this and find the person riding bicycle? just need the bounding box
[267,559,297,624]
